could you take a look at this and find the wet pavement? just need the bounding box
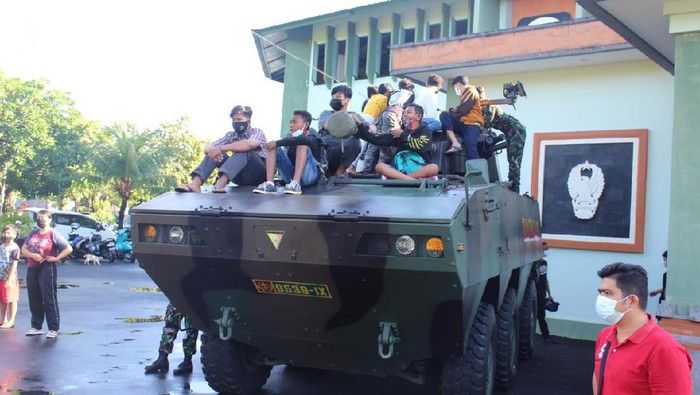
[0,260,594,394]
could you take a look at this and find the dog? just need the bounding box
[83,254,101,266]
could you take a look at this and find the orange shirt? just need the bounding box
[454,85,484,126]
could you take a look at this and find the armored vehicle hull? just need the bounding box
[132,171,543,394]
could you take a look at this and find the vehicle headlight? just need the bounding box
[168,226,185,244]
[396,235,415,255]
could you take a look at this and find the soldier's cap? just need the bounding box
[230,105,253,118]
[326,111,357,139]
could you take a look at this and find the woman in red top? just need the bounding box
[20,210,72,339]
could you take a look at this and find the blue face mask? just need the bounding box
[232,121,249,134]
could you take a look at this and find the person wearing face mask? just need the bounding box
[352,103,438,180]
[175,105,268,193]
[593,262,692,395]
[438,75,483,159]
[253,110,327,195]
[20,210,72,339]
[317,85,362,178]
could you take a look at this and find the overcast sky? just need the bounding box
[0,0,385,141]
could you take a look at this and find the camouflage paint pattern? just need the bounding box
[482,105,527,191]
[132,176,542,378]
[158,302,198,358]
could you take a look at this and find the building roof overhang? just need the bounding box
[577,0,675,74]
[252,1,394,83]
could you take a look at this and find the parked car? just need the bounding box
[23,208,117,246]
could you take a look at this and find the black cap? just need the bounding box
[230,105,252,118]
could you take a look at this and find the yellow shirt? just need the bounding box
[362,94,389,120]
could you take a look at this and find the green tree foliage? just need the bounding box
[97,124,159,229]
[97,120,204,228]
[129,117,205,203]
[0,72,87,206]
[1,71,205,222]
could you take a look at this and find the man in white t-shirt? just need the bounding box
[413,74,443,132]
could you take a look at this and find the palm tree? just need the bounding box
[99,124,159,229]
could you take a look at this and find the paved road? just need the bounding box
[0,260,594,394]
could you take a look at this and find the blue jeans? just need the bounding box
[276,147,319,187]
[439,112,480,160]
[422,117,442,132]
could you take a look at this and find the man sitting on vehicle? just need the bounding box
[175,105,267,193]
[317,85,363,178]
[253,110,327,195]
[353,103,438,180]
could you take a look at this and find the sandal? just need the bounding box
[174,184,198,193]
[445,144,463,154]
[211,185,227,193]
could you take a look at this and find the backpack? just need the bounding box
[393,150,425,175]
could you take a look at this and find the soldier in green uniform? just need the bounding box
[144,303,198,375]
[477,87,527,193]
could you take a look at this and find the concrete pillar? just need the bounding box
[281,26,313,138]
[664,0,700,318]
[657,4,700,391]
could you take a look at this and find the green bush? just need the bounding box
[0,211,34,241]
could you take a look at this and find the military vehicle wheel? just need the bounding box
[518,279,537,360]
[201,334,272,395]
[441,302,496,395]
[495,288,518,389]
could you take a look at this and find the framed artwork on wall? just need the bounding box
[531,129,648,253]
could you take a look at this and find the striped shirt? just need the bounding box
[210,127,268,159]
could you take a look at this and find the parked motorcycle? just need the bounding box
[115,228,135,262]
[68,223,91,259]
[87,227,116,263]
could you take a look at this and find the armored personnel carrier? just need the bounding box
[131,159,543,395]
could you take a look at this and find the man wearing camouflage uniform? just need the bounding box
[144,303,198,375]
[478,87,527,193]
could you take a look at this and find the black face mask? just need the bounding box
[37,219,47,228]
[329,99,343,111]
[232,121,249,134]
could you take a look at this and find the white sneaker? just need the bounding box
[253,181,276,194]
[46,330,58,339]
[25,328,43,336]
[284,180,302,195]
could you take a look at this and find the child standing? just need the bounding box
[0,224,20,329]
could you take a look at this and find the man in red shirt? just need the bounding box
[593,262,693,395]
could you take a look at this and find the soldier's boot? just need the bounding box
[173,356,193,376]
[144,351,169,374]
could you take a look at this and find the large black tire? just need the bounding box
[201,334,272,395]
[518,279,537,361]
[495,288,518,389]
[126,253,136,263]
[442,302,496,395]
